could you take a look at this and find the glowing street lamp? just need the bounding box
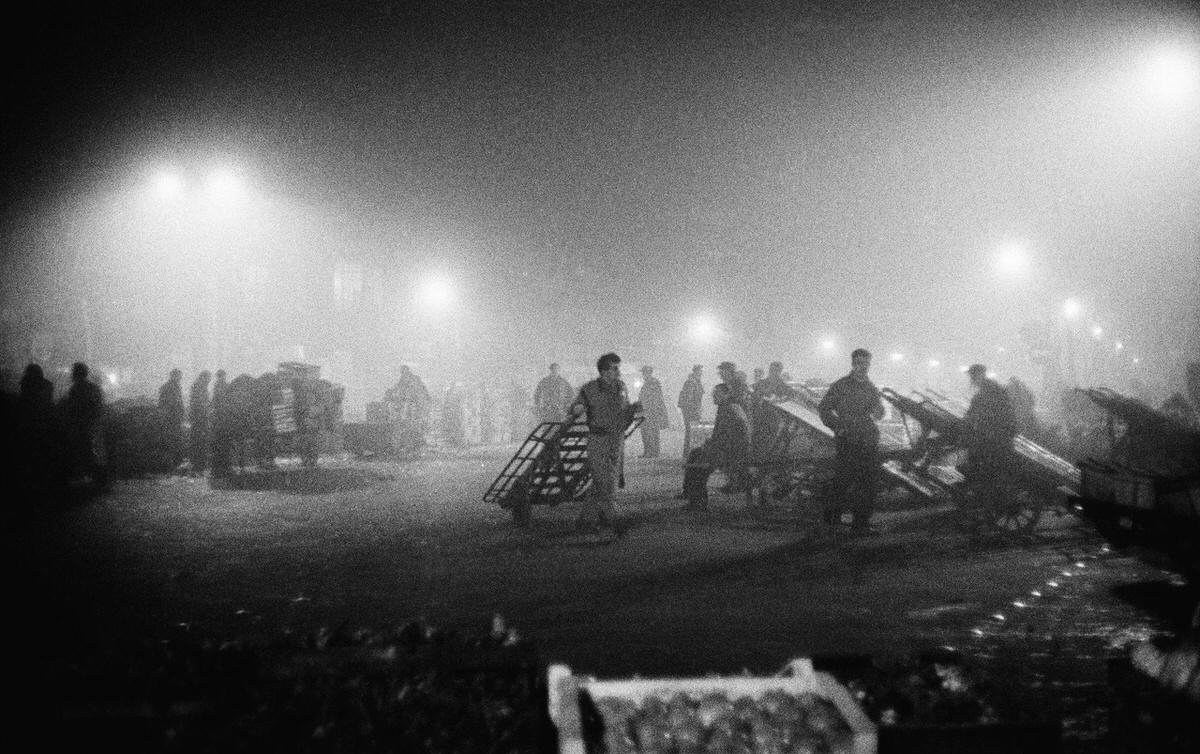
[416,273,457,313]
[687,314,721,343]
[204,167,247,205]
[1091,325,1104,339]
[150,170,185,201]
[993,242,1030,279]
[1062,298,1083,320]
[1143,45,1200,104]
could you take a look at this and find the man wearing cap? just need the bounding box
[962,364,1018,508]
[711,361,752,494]
[818,348,885,533]
[571,353,642,536]
[677,365,705,456]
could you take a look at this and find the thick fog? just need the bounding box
[2,0,1198,412]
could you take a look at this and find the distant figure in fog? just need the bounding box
[533,363,574,424]
[1006,376,1039,439]
[441,382,466,448]
[210,369,232,476]
[677,365,705,456]
[61,362,108,490]
[157,368,185,470]
[636,365,669,458]
[188,371,212,474]
[507,381,529,442]
[751,361,797,458]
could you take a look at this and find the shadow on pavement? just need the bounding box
[209,467,394,495]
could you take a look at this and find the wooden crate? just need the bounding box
[548,659,876,754]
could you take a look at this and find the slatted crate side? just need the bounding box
[548,662,876,754]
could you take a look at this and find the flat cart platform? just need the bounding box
[483,417,643,526]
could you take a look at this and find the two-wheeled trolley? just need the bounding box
[483,417,643,526]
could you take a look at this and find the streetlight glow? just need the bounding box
[150,170,185,201]
[1062,298,1082,319]
[1144,45,1200,104]
[688,314,721,343]
[1091,325,1104,338]
[204,167,246,204]
[993,242,1030,278]
[416,273,457,312]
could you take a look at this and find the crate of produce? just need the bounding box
[549,658,876,754]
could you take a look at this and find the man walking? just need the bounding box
[571,353,641,537]
[818,348,885,533]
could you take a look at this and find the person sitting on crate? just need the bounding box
[570,352,642,537]
[960,364,1018,510]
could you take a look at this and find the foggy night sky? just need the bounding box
[1,0,1198,396]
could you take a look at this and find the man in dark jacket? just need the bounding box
[61,362,108,490]
[158,368,185,470]
[818,348,884,533]
[962,364,1017,506]
[188,371,212,474]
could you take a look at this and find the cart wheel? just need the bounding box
[510,499,532,527]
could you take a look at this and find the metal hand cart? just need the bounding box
[745,386,937,512]
[483,417,643,526]
[880,388,1080,534]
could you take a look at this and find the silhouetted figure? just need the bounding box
[636,365,669,458]
[533,363,574,424]
[751,360,798,458]
[1006,376,1039,438]
[818,349,884,532]
[507,381,529,442]
[157,368,185,470]
[188,371,212,474]
[442,382,466,448]
[711,361,752,494]
[962,364,1018,511]
[16,363,58,497]
[60,362,108,491]
[386,365,432,451]
[677,365,705,457]
[210,369,233,475]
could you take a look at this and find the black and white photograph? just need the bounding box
[1,1,1199,751]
